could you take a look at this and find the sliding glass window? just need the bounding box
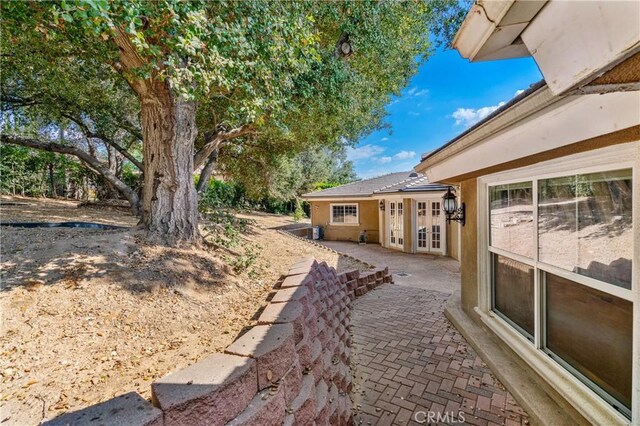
[489,182,534,340]
[488,168,633,418]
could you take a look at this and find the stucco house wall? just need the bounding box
[446,219,459,261]
[310,200,380,243]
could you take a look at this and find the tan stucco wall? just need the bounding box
[459,178,478,314]
[403,198,413,253]
[310,200,380,243]
[447,221,460,261]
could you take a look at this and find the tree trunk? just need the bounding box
[196,149,219,195]
[48,162,57,197]
[139,83,200,245]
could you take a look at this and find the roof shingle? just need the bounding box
[301,171,448,199]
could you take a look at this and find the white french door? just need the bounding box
[416,200,444,254]
[389,201,404,250]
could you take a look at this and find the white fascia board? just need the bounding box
[422,90,640,183]
[522,0,640,95]
[415,84,555,175]
[371,192,447,201]
[452,1,515,60]
[303,196,371,202]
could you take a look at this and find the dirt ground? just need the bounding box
[0,196,369,425]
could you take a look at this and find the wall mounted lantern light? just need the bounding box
[442,187,465,226]
[379,200,385,211]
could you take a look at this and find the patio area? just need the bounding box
[317,241,460,295]
[317,241,530,425]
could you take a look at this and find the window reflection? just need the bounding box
[545,272,632,412]
[539,169,632,289]
[490,182,533,258]
[492,254,535,339]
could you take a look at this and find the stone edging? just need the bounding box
[44,258,393,426]
[276,230,376,270]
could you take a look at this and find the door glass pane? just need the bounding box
[417,202,426,248]
[539,169,632,289]
[545,272,632,412]
[490,182,533,258]
[492,254,534,338]
[397,202,403,245]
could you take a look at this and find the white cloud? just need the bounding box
[406,87,429,98]
[381,137,389,142]
[377,156,393,164]
[514,89,525,97]
[452,101,506,127]
[346,144,385,161]
[393,150,416,160]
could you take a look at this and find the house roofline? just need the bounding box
[415,79,552,172]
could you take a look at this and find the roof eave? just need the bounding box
[415,81,555,173]
[453,1,546,62]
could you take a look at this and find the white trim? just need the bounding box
[477,141,639,423]
[414,197,447,255]
[305,191,448,203]
[305,196,370,202]
[418,91,639,183]
[411,199,417,254]
[388,200,404,250]
[329,203,359,226]
[521,0,640,95]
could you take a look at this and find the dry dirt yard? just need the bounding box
[0,196,369,425]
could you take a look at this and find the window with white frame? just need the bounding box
[487,167,634,418]
[330,203,358,225]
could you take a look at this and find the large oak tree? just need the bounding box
[1,0,465,245]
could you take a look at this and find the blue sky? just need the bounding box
[349,48,543,179]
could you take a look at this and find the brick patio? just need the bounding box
[350,285,529,426]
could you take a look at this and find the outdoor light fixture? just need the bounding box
[379,200,385,211]
[442,187,465,226]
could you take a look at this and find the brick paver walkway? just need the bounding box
[350,285,529,426]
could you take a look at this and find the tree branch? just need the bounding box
[111,27,149,97]
[193,125,254,170]
[1,134,140,215]
[1,94,40,108]
[61,113,144,171]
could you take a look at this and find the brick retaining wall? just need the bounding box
[45,258,393,426]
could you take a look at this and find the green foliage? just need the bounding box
[292,199,307,222]
[221,144,357,205]
[0,143,88,197]
[2,0,465,192]
[226,244,260,275]
[312,181,347,191]
[200,207,260,274]
[198,179,246,211]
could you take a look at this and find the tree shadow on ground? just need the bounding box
[1,227,239,295]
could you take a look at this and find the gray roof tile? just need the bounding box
[301,171,448,198]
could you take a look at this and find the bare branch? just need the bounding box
[1,134,140,215]
[61,112,144,171]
